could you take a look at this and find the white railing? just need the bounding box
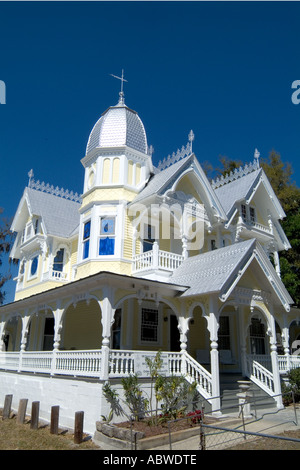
[278,355,300,373]
[42,270,68,282]
[133,244,184,273]
[245,219,272,235]
[133,251,153,272]
[21,351,53,374]
[109,350,135,377]
[246,355,275,396]
[0,350,102,378]
[158,250,184,271]
[0,352,20,371]
[183,351,213,400]
[55,350,102,378]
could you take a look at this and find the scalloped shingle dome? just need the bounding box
[86,100,148,155]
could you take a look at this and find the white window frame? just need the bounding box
[138,301,162,346]
[28,254,39,281]
[98,215,116,257]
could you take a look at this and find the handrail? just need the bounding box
[182,351,213,400]
[246,355,275,396]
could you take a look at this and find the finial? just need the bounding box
[188,130,195,153]
[148,145,154,157]
[28,169,34,187]
[110,69,128,105]
[254,148,260,167]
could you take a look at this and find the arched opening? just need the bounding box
[3,315,22,351]
[61,299,102,350]
[188,305,209,367]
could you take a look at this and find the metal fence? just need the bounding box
[197,423,300,450]
[166,391,300,450]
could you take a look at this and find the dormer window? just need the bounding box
[99,217,115,255]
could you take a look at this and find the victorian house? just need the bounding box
[0,86,299,433]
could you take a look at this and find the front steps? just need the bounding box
[220,373,277,416]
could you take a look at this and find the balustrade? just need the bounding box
[133,248,184,273]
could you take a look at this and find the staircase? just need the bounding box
[220,373,277,415]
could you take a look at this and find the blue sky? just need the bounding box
[1,0,300,303]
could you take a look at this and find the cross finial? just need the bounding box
[110,69,128,105]
[188,130,195,153]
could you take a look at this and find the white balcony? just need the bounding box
[132,242,184,278]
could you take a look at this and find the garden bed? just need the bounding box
[93,412,218,450]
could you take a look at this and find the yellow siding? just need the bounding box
[123,213,133,259]
[75,260,132,280]
[81,188,137,209]
[14,281,65,301]
[175,174,203,205]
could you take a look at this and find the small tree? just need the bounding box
[121,374,149,421]
[155,375,197,420]
[145,350,163,422]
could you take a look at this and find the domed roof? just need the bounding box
[86,94,148,155]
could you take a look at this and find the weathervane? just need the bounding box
[110,69,127,104]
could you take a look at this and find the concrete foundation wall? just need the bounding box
[0,371,105,435]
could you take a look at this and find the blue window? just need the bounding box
[83,221,91,259]
[30,256,38,276]
[99,217,115,256]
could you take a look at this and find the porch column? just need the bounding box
[100,287,115,381]
[51,304,64,376]
[269,310,284,409]
[178,316,189,375]
[19,312,30,372]
[282,319,291,372]
[208,296,221,416]
[237,305,248,377]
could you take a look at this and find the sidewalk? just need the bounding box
[150,406,300,450]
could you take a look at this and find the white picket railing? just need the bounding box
[246,355,275,396]
[42,270,68,282]
[277,354,300,373]
[133,244,184,273]
[183,351,213,399]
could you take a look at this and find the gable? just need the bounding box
[170,238,293,311]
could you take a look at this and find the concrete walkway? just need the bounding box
[151,406,300,450]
